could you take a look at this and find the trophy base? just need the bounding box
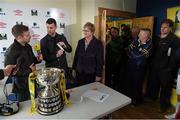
[37,90,64,116]
[37,104,64,116]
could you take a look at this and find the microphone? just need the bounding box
[33,43,43,61]
[10,56,25,76]
[16,56,24,68]
[57,43,65,51]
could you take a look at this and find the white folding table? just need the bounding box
[0,82,131,119]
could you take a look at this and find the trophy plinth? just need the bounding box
[36,68,64,115]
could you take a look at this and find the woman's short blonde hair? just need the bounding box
[83,22,95,33]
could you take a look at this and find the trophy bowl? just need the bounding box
[36,68,64,115]
[36,68,62,86]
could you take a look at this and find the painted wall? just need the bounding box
[81,0,95,25]
[123,0,137,13]
[80,0,137,25]
[95,0,124,15]
[95,0,137,15]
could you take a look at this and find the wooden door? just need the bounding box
[95,8,135,84]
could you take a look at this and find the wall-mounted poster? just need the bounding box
[167,6,180,37]
[0,3,70,68]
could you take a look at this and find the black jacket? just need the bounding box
[40,33,72,70]
[152,33,180,79]
[0,69,4,80]
[73,36,104,77]
[152,33,180,70]
[4,40,40,94]
[106,36,124,71]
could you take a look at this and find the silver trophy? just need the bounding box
[36,68,64,115]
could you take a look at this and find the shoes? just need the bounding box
[165,113,176,119]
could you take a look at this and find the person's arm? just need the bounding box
[58,35,72,53]
[129,41,152,59]
[29,45,42,64]
[126,40,137,58]
[0,69,4,80]
[0,65,16,80]
[40,38,57,63]
[95,41,104,79]
[4,47,17,67]
[15,64,34,76]
[5,48,33,76]
[72,41,80,70]
[15,47,38,76]
[3,65,16,78]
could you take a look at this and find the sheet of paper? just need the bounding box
[82,90,109,102]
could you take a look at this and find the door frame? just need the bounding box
[99,7,136,18]
[96,7,136,40]
[95,8,136,84]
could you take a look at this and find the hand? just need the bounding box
[3,65,16,76]
[95,76,102,82]
[72,69,76,78]
[37,54,43,61]
[106,34,111,45]
[29,63,36,72]
[58,42,66,48]
[56,50,64,58]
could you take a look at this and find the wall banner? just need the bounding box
[167,6,180,37]
[0,3,70,68]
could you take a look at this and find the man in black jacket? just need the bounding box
[146,19,180,112]
[0,65,16,80]
[4,24,42,102]
[40,18,72,77]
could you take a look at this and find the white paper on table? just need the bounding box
[82,90,109,102]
